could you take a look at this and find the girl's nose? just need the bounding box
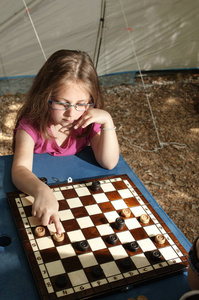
[64,105,75,116]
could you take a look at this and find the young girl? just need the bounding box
[12,49,119,235]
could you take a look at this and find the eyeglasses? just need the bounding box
[49,99,94,111]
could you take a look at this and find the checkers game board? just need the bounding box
[7,174,188,299]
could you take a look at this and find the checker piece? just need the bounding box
[53,232,64,242]
[91,180,101,191]
[152,250,163,262]
[121,208,131,218]
[129,241,139,252]
[107,234,118,245]
[140,214,150,224]
[55,275,67,288]
[78,240,89,251]
[155,234,166,244]
[34,226,45,237]
[115,217,125,230]
[91,265,104,278]
[121,257,133,270]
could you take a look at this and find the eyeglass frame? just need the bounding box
[48,99,94,111]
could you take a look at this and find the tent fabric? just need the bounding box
[0,0,102,77]
[0,0,198,79]
[99,0,199,75]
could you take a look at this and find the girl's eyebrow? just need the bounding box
[52,97,91,103]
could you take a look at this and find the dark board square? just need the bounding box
[91,213,108,226]
[80,195,96,206]
[98,202,115,213]
[130,227,149,241]
[94,248,113,264]
[71,206,88,218]
[62,219,80,232]
[82,227,100,240]
[58,200,70,211]
[61,188,78,199]
[106,191,122,201]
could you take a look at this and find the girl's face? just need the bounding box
[50,82,91,127]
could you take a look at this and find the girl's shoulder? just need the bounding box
[15,117,41,143]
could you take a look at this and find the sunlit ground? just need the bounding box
[0,73,199,244]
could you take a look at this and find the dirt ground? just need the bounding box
[0,72,198,244]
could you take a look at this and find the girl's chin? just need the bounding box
[62,119,76,125]
[60,119,78,128]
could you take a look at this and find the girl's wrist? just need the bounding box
[100,118,115,130]
[100,125,116,131]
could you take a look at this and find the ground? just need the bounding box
[0,72,198,244]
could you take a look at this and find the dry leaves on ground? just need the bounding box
[0,72,199,244]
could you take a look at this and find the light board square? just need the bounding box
[21,195,34,206]
[68,269,88,286]
[111,199,128,210]
[125,218,141,230]
[28,216,41,227]
[131,206,146,217]
[78,252,98,268]
[93,193,109,203]
[96,224,114,236]
[131,253,150,269]
[36,236,55,250]
[67,229,85,243]
[53,190,64,200]
[159,246,179,260]
[67,197,83,208]
[144,224,161,237]
[58,209,74,221]
[101,182,116,192]
[88,237,107,252]
[138,238,156,252]
[47,222,65,235]
[75,186,91,197]
[57,244,76,259]
[46,260,65,277]
[117,231,134,244]
[108,245,128,260]
[85,204,102,215]
[101,261,120,277]
[104,211,120,223]
[118,188,133,199]
[76,216,94,229]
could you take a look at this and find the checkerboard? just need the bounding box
[7,174,188,299]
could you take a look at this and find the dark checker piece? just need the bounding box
[55,275,67,288]
[91,180,101,191]
[152,250,162,261]
[39,177,48,184]
[121,257,133,270]
[129,241,139,252]
[115,217,125,230]
[91,265,104,278]
[107,234,118,245]
[78,240,89,251]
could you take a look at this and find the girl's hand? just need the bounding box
[74,108,119,170]
[74,108,114,129]
[32,186,62,234]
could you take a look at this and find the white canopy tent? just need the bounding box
[0,0,198,80]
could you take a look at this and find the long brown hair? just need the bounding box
[14,49,104,140]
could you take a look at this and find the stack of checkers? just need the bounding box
[7,174,188,300]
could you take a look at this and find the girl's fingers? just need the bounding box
[74,115,93,129]
[41,213,50,227]
[51,214,62,235]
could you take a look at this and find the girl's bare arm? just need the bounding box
[12,130,62,233]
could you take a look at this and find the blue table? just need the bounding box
[0,147,191,300]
